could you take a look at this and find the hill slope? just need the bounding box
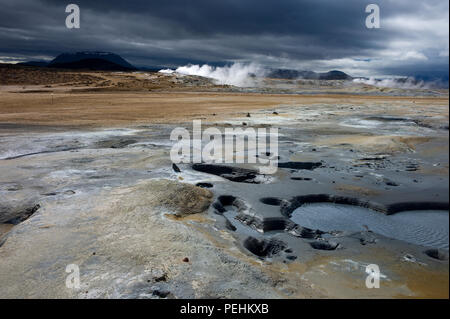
[48,52,136,71]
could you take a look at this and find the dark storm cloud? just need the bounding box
[0,0,448,78]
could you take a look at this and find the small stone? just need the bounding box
[172,163,181,173]
[182,257,189,262]
[385,180,399,187]
[286,255,297,261]
[154,273,168,282]
[152,290,171,298]
[402,254,416,263]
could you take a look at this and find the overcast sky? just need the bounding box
[0,0,448,78]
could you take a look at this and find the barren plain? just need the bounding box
[0,65,448,298]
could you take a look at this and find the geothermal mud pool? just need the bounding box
[290,204,448,250]
[0,99,448,298]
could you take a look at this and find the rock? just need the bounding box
[309,240,339,251]
[358,232,377,245]
[172,163,181,173]
[195,182,213,188]
[224,219,237,231]
[149,180,213,216]
[384,179,399,187]
[42,192,58,196]
[152,289,171,298]
[152,270,168,282]
[6,184,22,191]
[286,255,297,261]
[402,254,417,263]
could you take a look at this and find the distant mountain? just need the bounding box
[353,76,449,89]
[48,58,135,71]
[268,69,352,80]
[18,61,49,67]
[138,66,166,72]
[319,70,352,80]
[48,52,136,71]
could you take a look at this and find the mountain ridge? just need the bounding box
[267,68,352,80]
[47,51,136,71]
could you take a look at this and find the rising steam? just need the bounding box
[353,77,445,89]
[159,63,266,87]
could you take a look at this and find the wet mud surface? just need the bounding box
[0,97,448,298]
